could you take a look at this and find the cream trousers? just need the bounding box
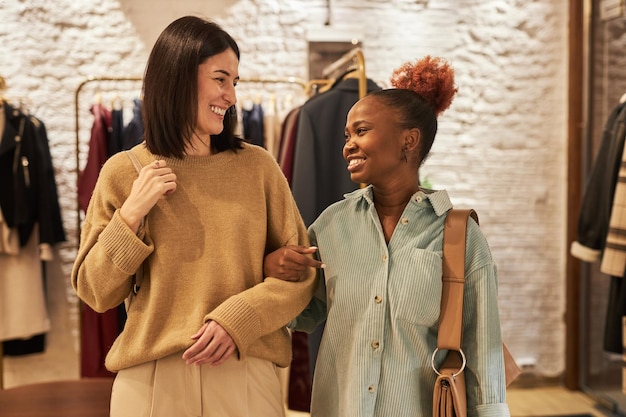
[110,351,285,417]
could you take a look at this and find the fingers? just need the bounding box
[289,245,317,254]
[121,160,176,231]
[155,161,177,195]
[182,321,236,367]
[284,248,325,269]
[143,160,177,197]
[210,344,236,366]
[264,245,325,280]
[189,322,208,341]
[152,159,169,170]
[277,245,315,254]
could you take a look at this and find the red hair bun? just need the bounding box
[389,56,457,116]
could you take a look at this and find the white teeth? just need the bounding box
[211,106,226,116]
[349,158,363,166]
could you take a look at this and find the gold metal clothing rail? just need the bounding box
[321,47,367,99]
[73,75,309,241]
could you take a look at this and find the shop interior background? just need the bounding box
[1,0,581,396]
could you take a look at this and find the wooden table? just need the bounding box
[0,378,113,417]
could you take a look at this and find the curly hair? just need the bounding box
[390,55,456,117]
[367,56,457,165]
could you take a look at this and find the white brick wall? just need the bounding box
[0,0,568,384]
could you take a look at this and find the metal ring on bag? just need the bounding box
[431,348,466,378]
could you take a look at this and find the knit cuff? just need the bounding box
[205,296,262,359]
[570,241,600,263]
[99,210,153,275]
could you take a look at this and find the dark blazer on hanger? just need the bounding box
[290,77,382,226]
[572,100,626,262]
[0,102,66,247]
[571,100,626,354]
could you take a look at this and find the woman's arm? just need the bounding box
[264,245,325,281]
[462,222,510,415]
[72,151,175,311]
[287,274,327,333]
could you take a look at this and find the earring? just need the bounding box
[401,147,408,163]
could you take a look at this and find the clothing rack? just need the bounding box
[73,74,309,243]
[321,47,367,99]
[73,76,143,244]
[0,73,311,389]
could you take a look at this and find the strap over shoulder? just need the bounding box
[125,150,143,174]
[437,208,522,386]
[124,150,146,294]
[438,208,478,350]
[443,209,478,282]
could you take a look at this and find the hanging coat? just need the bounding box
[0,101,65,353]
[571,100,626,354]
[290,77,382,227]
[0,102,66,247]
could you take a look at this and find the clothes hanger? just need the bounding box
[305,79,334,96]
[321,48,367,99]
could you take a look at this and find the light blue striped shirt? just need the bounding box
[292,186,510,417]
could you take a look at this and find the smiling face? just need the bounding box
[194,48,239,139]
[343,95,411,186]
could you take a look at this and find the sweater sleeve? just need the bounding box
[71,153,154,312]
[204,155,318,359]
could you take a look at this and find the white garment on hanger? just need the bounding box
[0,209,19,256]
[0,224,51,341]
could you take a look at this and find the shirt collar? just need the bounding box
[344,185,453,217]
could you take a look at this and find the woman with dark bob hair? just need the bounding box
[72,15,319,416]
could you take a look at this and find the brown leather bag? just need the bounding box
[432,209,521,417]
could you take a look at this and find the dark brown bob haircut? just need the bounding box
[142,16,242,158]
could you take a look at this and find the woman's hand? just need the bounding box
[182,321,237,367]
[120,160,177,233]
[264,245,325,282]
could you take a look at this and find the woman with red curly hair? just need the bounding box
[268,56,510,416]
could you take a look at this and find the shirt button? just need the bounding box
[415,196,423,203]
[371,340,380,349]
[382,254,388,262]
[401,218,409,225]
[368,385,376,393]
[374,295,382,304]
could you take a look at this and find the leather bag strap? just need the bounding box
[438,208,478,351]
[126,149,143,174]
[125,150,145,293]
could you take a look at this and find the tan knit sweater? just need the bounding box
[71,143,317,371]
